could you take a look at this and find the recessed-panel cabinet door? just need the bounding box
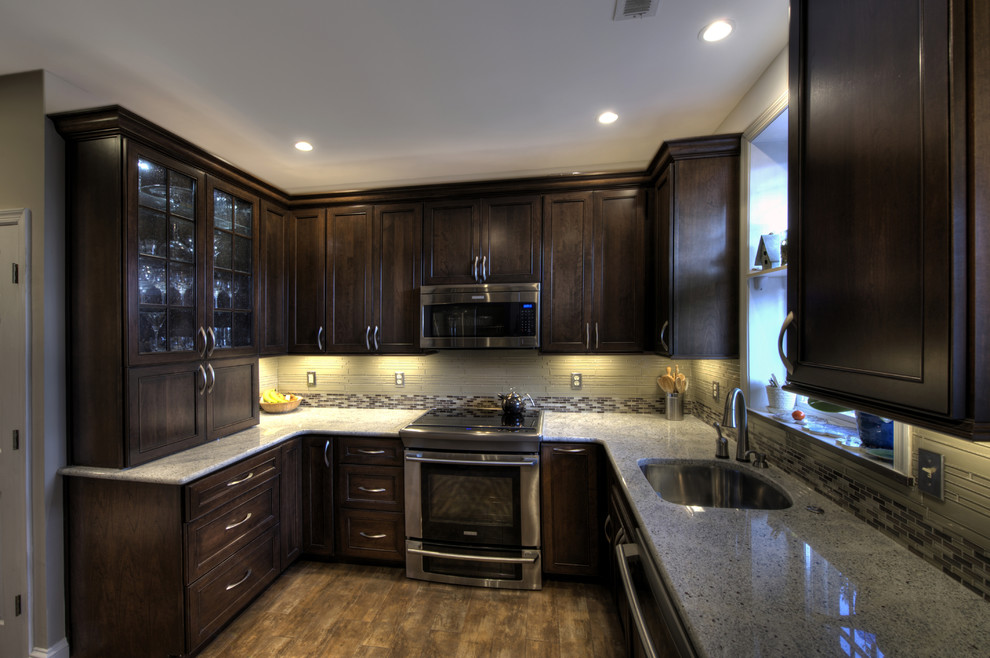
[328,206,374,352]
[423,200,481,285]
[205,356,259,439]
[594,189,646,353]
[374,203,422,353]
[787,0,961,418]
[288,208,327,353]
[481,195,542,283]
[260,201,288,354]
[541,192,594,352]
[126,362,208,467]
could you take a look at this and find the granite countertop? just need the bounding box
[59,408,990,656]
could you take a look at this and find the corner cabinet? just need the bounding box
[785,0,989,440]
[55,110,264,468]
[653,135,741,359]
[541,189,646,353]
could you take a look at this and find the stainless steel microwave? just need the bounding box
[420,283,540,349]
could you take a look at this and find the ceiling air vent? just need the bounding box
[613,0,659,21]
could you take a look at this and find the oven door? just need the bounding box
[404,449,540,548]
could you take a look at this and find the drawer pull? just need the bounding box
[356,449,386,455]
[225,512,253,531]
[553,447,586,454]
[226,472,254,487]
[225,569,252,591]
[357,486,387,493]
[359,532,387,539]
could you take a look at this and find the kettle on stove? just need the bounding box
[498,389,534,415]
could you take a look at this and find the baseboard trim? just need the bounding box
[31,637,69,658]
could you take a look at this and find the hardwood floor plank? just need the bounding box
[197,562,623,658]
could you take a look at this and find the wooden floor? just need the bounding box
[198,561,625,658]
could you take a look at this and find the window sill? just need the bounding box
[750,409,915,487]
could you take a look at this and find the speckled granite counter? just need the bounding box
[60,408,990,656]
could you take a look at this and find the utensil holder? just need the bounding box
[665,393,683,421]
[765,386,795,411]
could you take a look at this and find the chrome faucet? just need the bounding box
[722,387,750,462]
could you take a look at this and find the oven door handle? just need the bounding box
[407,547,539,564]
[405,455,538,467]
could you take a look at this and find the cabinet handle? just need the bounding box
[197,327,208,357]
[777,311,795,376]
[373,325,379,351]
[357,486,387,493]
[553,447,586,454]
[225,569,253,591]
[481,256,488,282]
[359,532,388,539]
[225,512,253,531]
[206,326,216,357]
[357,449,386,455]
[317,326,324,351]
[595,322,599,350]
[604,514,615,544]
[206,363,216,394]
[364,326,371,350]
[323,440,331,468]
[472,256,480,282]
[659,320,669,353]
[226,471,254,487]
[585,322,590,350]
[197,365,208,395]
[616,543,661,658]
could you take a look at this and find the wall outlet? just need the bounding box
[712,381,720,401]
[571,373,582,390]
[918,448,945,500]
[394,372,405,387]
[306,371,316,386]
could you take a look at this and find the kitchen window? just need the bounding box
[740,97,910,477]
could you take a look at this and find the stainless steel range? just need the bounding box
[400,408,543,590]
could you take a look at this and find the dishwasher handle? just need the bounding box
[616,542,661,658]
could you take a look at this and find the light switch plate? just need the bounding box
[918,448,945,501]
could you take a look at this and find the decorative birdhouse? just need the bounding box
[755,233,782,270]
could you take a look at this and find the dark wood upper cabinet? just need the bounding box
[327,205,375,353]
[259,200,288,354]
[373,203,423,353]
[55,116,262,468]
[287,208,327,353]
[785,0,988,440]
[542,189,646,353]
[424,196,541,285]
[653,136,741,359]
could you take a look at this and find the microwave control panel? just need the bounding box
[519,304,536,335]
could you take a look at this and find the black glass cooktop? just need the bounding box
[400,408,543,450]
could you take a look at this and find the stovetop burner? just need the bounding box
[399,408,543,452]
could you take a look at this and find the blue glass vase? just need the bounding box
[856,411,893,449]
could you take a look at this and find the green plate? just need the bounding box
[865,448,895,462]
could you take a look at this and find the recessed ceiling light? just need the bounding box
[294,141,314,152]
[700,19,734,42]
[598,111,619,125]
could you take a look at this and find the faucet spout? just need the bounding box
[722,387,749,462]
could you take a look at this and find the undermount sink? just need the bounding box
[640,461,792,510]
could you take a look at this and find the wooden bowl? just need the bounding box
[260,395,302,413]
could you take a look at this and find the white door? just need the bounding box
[0,208,30,658]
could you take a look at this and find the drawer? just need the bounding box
[337,465,403,511]
[186,528,278,652]
[336,436,402,466]
[337,509,404,563]
[186,448,280,521]
[185,478,279,583]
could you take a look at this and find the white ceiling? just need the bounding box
[0,0,789,195]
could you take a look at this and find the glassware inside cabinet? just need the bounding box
[211,188,253,350]
[136,157,198,355]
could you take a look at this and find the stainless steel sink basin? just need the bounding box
[640,461,792,510]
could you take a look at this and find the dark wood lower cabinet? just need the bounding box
[66,445,284,658]
[541,442,601,576]
[301,435,335,557]
[280,438,303,567]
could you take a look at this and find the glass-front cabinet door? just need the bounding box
[207,177,258,355]
[129,146,206,365]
